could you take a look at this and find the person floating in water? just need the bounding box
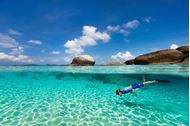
[116,75,170,96]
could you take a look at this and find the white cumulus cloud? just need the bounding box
[28,40,42,45]
[10,46,24,55]
[64,56,72,63]
[170,44,178,49]
[51,50,60,55]
[107,25,120,32]
[143,17,151,23]
[124,20,140,29]
[111,51,135,62]
[0,52,32,63]
[119,29,130,36]
[64,26,110,55]
[0,33,18,48]
[82,26,110,42]
[8,29,23,36]
[106,19,140,37]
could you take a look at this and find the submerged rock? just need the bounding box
[71,55,95,66]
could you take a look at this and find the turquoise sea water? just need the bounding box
[0,65,188,126]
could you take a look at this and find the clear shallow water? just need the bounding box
[0,65,188,126]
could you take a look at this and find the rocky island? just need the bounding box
[71,55,95,66]
[125,45,189,65]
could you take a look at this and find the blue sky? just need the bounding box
[0,0,188,65]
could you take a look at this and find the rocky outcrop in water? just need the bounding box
[176,45,189,57]
[71,55,95,66]
[182,57,189,64]
[124,59,135,65]
[125,45,189,65]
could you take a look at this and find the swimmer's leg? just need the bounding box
[143,80,157,85]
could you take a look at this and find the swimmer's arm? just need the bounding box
[130,92,137,97]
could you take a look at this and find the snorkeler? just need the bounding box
[116,75,170,96]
